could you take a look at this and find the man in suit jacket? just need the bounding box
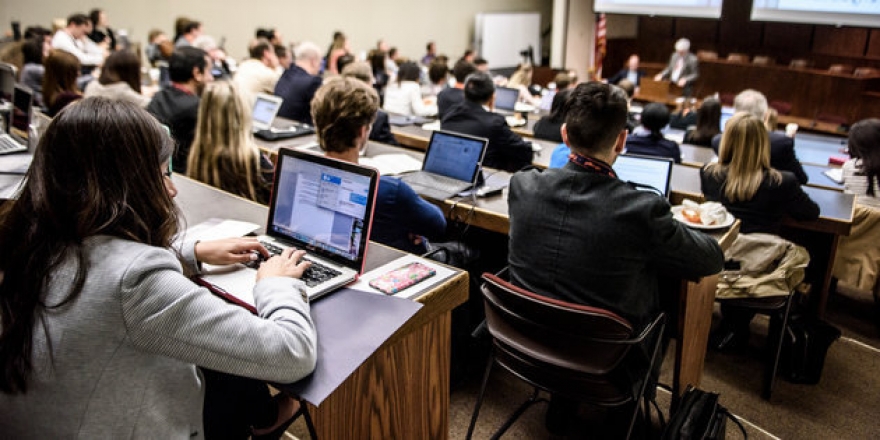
[711,89,808,184]
[437,59,477,119]
[654,38,699,95]
[441,72,533,172]
[274,41,323,124]
[508,81,723,436]
[147,46,213,173]
[607,54,644,87]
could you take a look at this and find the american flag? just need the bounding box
[594,13,606,80]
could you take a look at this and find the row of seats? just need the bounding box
[695,50,879,76]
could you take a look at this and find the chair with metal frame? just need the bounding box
[466,270,666,439]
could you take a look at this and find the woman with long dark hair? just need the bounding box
[684,97,722,147]
[84,49,151,106]
[843,118,880,208]
[0,98,316,438]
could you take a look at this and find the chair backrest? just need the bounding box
[789,59,810,69]
[480,273,635,376]
[854,67,879,78]
[753,56,774,66]
[828,64,854,75]
[696,50,718,61]
[727,53,749,63]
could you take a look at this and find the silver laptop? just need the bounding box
[493,86,519,115]
[0,84,33,155]
[252,93,283,131]
[399,130,488,200]
[198,149,379,303]
[613,153,675,198]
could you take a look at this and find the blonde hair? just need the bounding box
[706,112,781,202]
[187,81,268,202]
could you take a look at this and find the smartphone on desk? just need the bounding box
[369,262,436,295]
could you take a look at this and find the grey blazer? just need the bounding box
[0,236,317,439]
[659,53,700,85]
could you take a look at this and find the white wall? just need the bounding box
[1,0,552,64]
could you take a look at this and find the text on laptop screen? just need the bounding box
[271,155,371,261]
[252,96,279,127]
[613,154,673,196]
[494,87,519,111]
[424,132,484,182]
[11,85,32,136]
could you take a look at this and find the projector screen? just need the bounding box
[752,0,880,28]
[593,0,723,19]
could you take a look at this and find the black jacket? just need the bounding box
[146,87,200,173]
[370,110,399,146]
[436,87,463,120]
[274,65,322,125]
[441,100,533,172]
[532,117,563,143]
[700,166,820,235]
[712,131,808,184]
[508,162,724,327]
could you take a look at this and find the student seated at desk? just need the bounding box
[683,97,721,147]
[841,119,880,209]
[624,102,682,163]
[383,61,437,117]
[187,81,274,204]
[43,49,83,117]
[84,50,152,107]
[532,88,571,143]
[0,98,317,438]
[341,61,399,146]
[437,59,477,119]
[701,112,819,235]
[311,77,447,255]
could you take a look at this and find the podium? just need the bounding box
[637,78,684,103]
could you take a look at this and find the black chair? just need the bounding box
[466,272,666,439]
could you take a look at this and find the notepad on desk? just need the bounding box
[359,154,423,176]
[823,168,844,184]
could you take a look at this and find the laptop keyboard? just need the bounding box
[0,134,27,154]
[403,173,469,194]
[251,241,342,287]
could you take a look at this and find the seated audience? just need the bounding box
[701,112,819,235]
[712,89,808,184]
[175,20,202,48]
[607,54,644,88]
[19,37,45,104]
[234,39,282,98]
[616,79,639,133]
[84,50,151,107]
[43,49,83,117]
[369,50,390,98]
[437,59,476,119]
[341,61,399,146]
[474,57,489,72]
[274,42,323,125]
[383,61,437,117]
[311,77,446,254]
[669,98,697,130]
[507,63,540,105]
[145,29,171,65]
[532,88,572,143]
[87,8,116,51]
[51,13,106,68]
[508,82,723,436]
[192,35,231,79]
[386,47,400,75]
[842,118,880,209]
[187,81,274,204]
[147,47,214,173]
[625,102,681,163]
[0,97,317,438]
[441,72,533,172]
[683,97,721,147]
[421,41,436,65]
[275,44,292,70]
[324,31,349,75]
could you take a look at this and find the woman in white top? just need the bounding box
[382,61,437,117]
[84,50,152,107]
[842,118,880,209]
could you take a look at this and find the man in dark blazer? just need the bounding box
[440,72,533,172]
[711,89,808,184]
[607,54,644,87]
[507,81,723,436]
[274,41,322,124]
[437,59,477,119]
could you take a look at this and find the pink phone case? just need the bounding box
[369,262,437,295]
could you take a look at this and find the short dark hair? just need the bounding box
[336,54,355,74]
[274,44,288,59]
[249,41,271,60]
[255,28,275,41]
[168,47,208,83]
[68,14,90,26]
[554,72,572,90]
[463,72,494,104]
[426,41,435,51]
[182,20,201,35]
[388,47,398,58]
[22,38,43,65]
[848,118,880,197]
[24,26,51,39]
[451,59,477,83]
[563,82,628,153]
[640,102,670,134]
[548,88,572,123]
[88,9,102,28]
[311,77,379,153]
[397,61,421,83]
[428,61,448,84]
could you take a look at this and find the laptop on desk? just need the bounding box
[0,85,34,156]
[252,93,315,141]
[493,86,520,116]
[613,153,674,199]
[199,148,379,303]
[399,130,488,200]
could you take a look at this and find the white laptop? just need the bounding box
[399,130,488,200]
[493,86,520,115]
[0,84,33,156]
[613,153,675,198]
[199,148,380,303]
[252,93,315,140]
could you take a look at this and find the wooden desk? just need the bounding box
[174,176,469,439]
[671,164,854,318]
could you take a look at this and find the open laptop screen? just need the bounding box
[613,153,674,197]
[268,150,377,268]
[423,131,486,183]
[720,106,735,131]
[0,63,15,103]
[494,87,519,111]
[11,85,32,140]
[252,94,282,130]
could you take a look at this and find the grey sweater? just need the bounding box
[0,236,317,438]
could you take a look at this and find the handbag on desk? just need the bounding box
[663,386,747,440]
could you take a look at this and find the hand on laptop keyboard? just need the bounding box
[254,248,312,281]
